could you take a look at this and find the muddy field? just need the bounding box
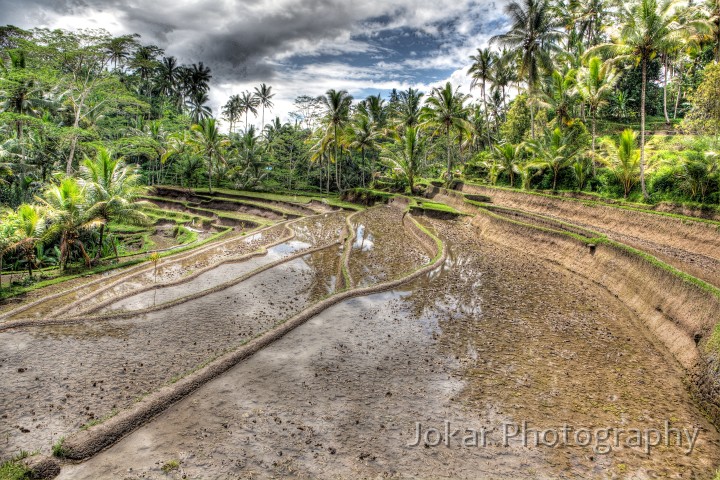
[348,205,430,287]
[51,214,720,479]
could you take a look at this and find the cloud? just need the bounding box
[0,0,510,128]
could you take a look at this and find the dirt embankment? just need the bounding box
[455,184,720,288]
[469,209,720,425]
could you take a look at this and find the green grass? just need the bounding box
[0,451,31,480]
[161,460,180,473]
[411,199,463,215]
[51,437,67,458]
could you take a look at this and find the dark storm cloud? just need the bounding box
[0,0,503,83]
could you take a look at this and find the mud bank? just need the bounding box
[456,184,720,288]
[57,217,719,479]
[469,206,720,425]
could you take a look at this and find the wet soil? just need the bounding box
[0,244,343,458]
[348,206,430,287]
[57,217,720,479]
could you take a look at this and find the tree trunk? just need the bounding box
[334,125,340,192]
[663,55,670,125]
[361,148,366,188]
[446,127,452,184]
[96,223,105,260]
[674,79,682,119]
[208,152,213,194]
[482,80,491,146]
[530,103,536,140]
[640,58,649,201]
[26,251,32,277]
[591,112,597,176]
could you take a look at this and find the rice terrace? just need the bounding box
[2,0,720,478]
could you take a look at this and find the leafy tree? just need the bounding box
[5,203,45,276]
[491,142,524,187]
[420,82,471,183]
[381,126,424,192]
[38,177,98,269]
[600,129,641,198]
[253,83,275,133]
[491,0,563,138]
[576,56,619,164]
[526,126,582,190]
[321,89,353,191]
[80,147,148,259]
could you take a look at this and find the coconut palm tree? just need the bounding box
[396,88,425,127]
[186,91,212,124]
[576,56,619,168]
[321,89,353,191]
[381,126,424,193]
[526,126,581,190]
[38,177,99,270]
[348,113,380,187]
[239,91,259,133]
[591,0,688,200]
[80,147,149,259]
[490,0,564,138]
[253,83,275,132]
[600,129,641,199]
[491,142,524,187]
[222,94,243,133]
[468,47,496,144]
[420,82,471,183]
[5,203,45,276]
[190,118,227,194]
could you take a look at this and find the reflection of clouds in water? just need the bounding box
[352,224,374,252]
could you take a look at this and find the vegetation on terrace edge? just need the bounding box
[3,0,720,287]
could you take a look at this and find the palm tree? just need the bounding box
[600,129,641,199]
[526,127,581,190]
[348,113,380,187]
[381,126,424,192]
[491,142,524,187]
[185,62,212,97]
[222,94,242,133]
[253,83,275,132]
[490,0,564,138]
[239,91,259,132]
[420,82,471,183]
[190,118,226,194]
[396,88,425,128]
[592,0,687,200]
[104,35,139,71]
[5,204,45,276]
[468,47,495,144]
[80,147,149,259]
[576,56,619,168]
[321,89,353,191]
[38,178,98,270]
[155,56,182,108]
[186,91,212,124]
[543,69,578,128]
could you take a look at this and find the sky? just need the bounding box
[0,0,511,130]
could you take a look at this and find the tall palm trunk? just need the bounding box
[446,126,452,184]
[96,223,105,260]
[482,81,491,146]
[663,55,670,124]
[640,58,649,200]
[334,125,340,191]
[591,110,597,175]
[208,152,213,194]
